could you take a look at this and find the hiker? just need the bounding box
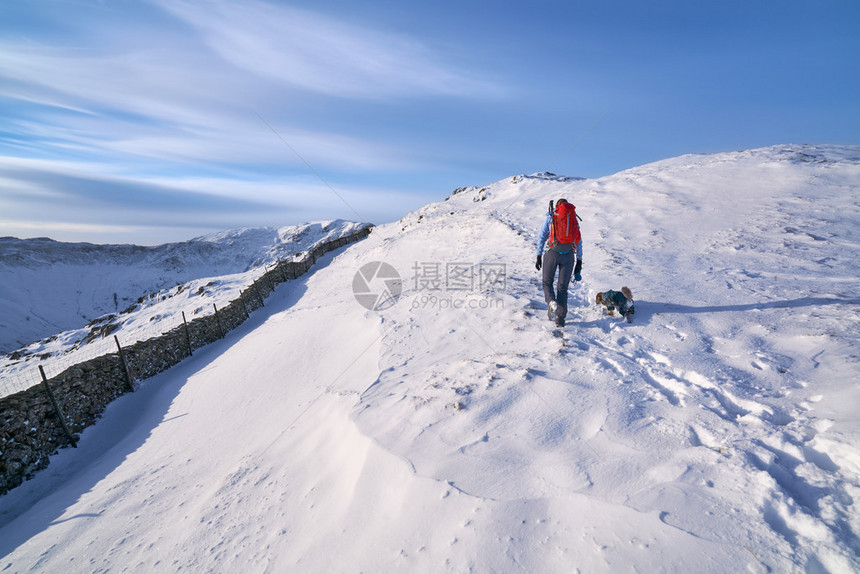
[596,287,635,322]
[536,199,582,327]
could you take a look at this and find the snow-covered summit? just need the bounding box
[0,221,363,271]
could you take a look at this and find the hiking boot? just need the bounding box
[555,317,565,328]
[547,301,557,321]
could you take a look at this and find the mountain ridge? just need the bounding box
[0,220,367,353]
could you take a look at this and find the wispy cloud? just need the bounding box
[0,156,281,218]
[0,220,140,237]
[4,110,419,172]
[0,0,500,171]
[0,155,430,243]
[156,0,499,99]
[0,0,502,243]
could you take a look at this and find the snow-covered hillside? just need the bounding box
[0,221,367,395]
[0,221,366,354]
[1,145,858,572]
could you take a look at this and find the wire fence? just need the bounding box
[0,335,116,398]
[0,297,246,399]
[0,285,228,399]
[0,227,372,399]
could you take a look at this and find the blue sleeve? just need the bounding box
[576,238,583,261]
[536,214,552,255]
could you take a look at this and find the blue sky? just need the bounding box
[1,0,858,245]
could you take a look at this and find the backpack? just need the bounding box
[550,200,581,248]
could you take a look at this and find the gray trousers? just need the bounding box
[542,250,575,320]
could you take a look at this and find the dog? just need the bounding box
[596,287,635,322]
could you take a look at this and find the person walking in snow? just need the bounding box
[536,199,582,327]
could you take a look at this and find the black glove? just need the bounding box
[535,254,542,271]
[574,259,582,281]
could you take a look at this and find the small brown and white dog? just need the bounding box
[596,287,635,322]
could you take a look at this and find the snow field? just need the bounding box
[348,146,860,571]
[0,145,858,572]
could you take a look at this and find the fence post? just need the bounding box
[181,311,193,356]
[114,335,135,393]
[213,303,225,339]
[38,365,77,448]
[239,294,250,319]
[253,284,264,307]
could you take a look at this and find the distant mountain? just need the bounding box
[0,221,367,353]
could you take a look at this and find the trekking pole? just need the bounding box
[548,200,555,240]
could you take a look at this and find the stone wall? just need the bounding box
[0,226,372,495]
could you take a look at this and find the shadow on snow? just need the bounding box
[0,247,350,559]
[616,297,859,326]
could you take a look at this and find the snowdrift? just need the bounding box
[0,145,858,572]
